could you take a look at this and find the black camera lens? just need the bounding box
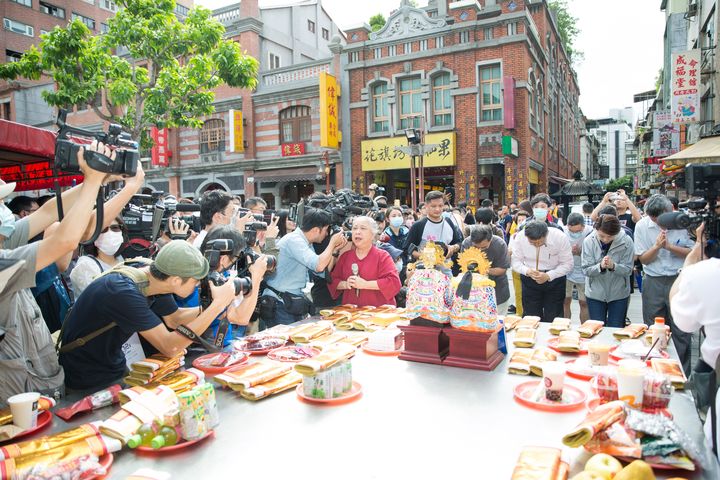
[265,255,277,272]
[232,277,253,296]
[343,231,352,240]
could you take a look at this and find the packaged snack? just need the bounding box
[578,320,604,338]
[513,328,536,348]
[642,372,673,412]
[549,317,571,335]
[177,390,207,441]
[595,368,619,404]
[196,383,220,430]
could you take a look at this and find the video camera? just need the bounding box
[657,163,720,258]
[54,109,139,176]
[290,189,375,231]
[119,193,200,258]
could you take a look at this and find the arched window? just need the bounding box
[280,106,311,143]
[371,82,390,133]
[432,73,452,126]
[199,118,225,154]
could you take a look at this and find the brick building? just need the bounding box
[343,0,582,206]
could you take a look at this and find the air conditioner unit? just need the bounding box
[687,1,698,17]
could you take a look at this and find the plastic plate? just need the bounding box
[361,342,403,356]
[546,337,589,354]
[87,453,114,480]
[565,358,599,381]
[513,380,587,412]
[234,338,288,355]
[296,381,363,405]
[0,410,52,444]
[609,345,670,365]
[192,352,249,375]
[134,430,214,454]
[267,346,321,362]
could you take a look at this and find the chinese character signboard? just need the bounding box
[151,127,169,167]
[281,143,306,157]
[361,132,456,171]
[652,110,680,157]
[228,109,244,152]
[671,50,700,124]
[319,72,339,148]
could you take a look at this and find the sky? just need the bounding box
[197,0,666,121]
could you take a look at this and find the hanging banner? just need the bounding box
[361,132,455,171]
[652,110,680,157]
[319,72,339,148]
[150,127,169,167]
[228,109,244,152]
[671,50,701,124]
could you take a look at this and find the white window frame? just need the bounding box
[72,12,96,31]
[349,51,359,63]
[371,82,390,134]
[374,47,382,59]
[100,23,109,34]
[419,39,428,51]
[476,60,503,126]
[404,42,412,54]
[40,1,65,19]
[388,45,396,56]
[10,0,32,7]
[322,27,329,40]
[459,30,470,44]
[100,0,118,12]
[397,76,423,130]
[307,19,315,33]
[436,35,444,48]
[268,52,281,70]
[507,22,519,36]
[431,73,453,127]
[484,27,494,40]
[3,18,34,37]
[6,50,23,62]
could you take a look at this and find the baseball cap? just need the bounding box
[0,179,16,201]
[154,240,209,280]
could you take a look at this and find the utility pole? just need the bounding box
[395,128,439,211]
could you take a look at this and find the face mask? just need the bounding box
[568,231,583,240]
[0,203,16,239]
[389,217,404,228]
[94,230,124,256]
[533,208,548,221]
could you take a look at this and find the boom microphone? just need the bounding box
[656,211,692,230]
[175,203,201,212]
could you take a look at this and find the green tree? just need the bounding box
[369,13,386,32]
[605,175,634,193]
[0,0,258,148]
[548,0,583,62]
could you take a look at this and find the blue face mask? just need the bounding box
[0,203,16,239]
[567,231,584,240]
[533,208,548,221]
[389,217,404,228]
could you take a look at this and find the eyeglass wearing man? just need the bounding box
[193,190,254,248]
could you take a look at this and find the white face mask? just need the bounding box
[94,230,124,256]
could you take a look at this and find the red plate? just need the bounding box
[234,338,288,355]
[546,337,589,354]
[87,453,114,480]
[267,346,321,362]
[192,352,249,375]
[513,380,587,412]
[296,381,363,405]
[361,342,403,356]
[609,345,670,365]
[566,358,598,381]
[0,410,52,444]
[134,430,214,454]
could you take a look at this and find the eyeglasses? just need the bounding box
[101,224,123,233]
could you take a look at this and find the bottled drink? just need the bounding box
[649,317,670,351]
[150,425,180,449]
[127,422,156,448]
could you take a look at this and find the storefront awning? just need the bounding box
[253,165,322,183]
[663,135,720,166]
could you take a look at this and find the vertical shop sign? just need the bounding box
[671,50,701,124]
[319,72,339,148]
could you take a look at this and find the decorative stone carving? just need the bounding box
[369,4,446,41]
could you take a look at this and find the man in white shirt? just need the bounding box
[635,193,693,374]
[193,190,252,248]
[510,221,574,322]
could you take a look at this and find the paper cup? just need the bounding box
[8,392,40,430]
[588,342,611,366]
[617,359,646,408]
[542,361,566,401]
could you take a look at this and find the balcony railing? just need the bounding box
[212,6,241,24]
[261,61,330,87]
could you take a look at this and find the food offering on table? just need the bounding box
[232,332,289,354]
[307,332,347,349]
[514,366,587,412]
[517,316,541,330]
[448,247,499,332]
[594,368,619,404]
[642,372,673,413]
[513,328,537,348]
[403,242,454,326]
[503,315,522,331]
[549,330,585,353]
[549,317,572,335]
[240,371,303,401]
[294,343,356,376]
[118,369,205,404]
[0,421,122,480]
[543,361,567,402]
[0,396,55,443]
[267,345,321,363]
[650,358,687,390]
[563,401,705,472]
[192,350,249,375]
[215,361,291,390]
[578,320,605,339]
[320,305,405,331]
[298,360,357,402]
[288,321,334,343]
[124,354,185,387]
[337,332,369,348]
[0,393,55,443]
[510,446,567,479]
[648,317,671,351]
[588,342,611,367]
[101,385,181,442]
[613,323,648,340]
[571,454,650,480]
[566,356,603,381]
[507,348,558,376]
[609,340,669,364]
[616,359,647,409]
[127,383,219,451]
[55,385,123,421]
[363,328,403,354]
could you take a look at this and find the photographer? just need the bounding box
[591,189,642,233]
[0,142,116,402]
[70,215,127,298]
[262,208,348,327]
[193,190,252,248]
[181,225,268,346]
[59,240,237,391]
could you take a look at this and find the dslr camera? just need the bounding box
[200,239,253,310]
[54,109,139,176]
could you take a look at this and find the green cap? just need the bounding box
[153,240,209,280]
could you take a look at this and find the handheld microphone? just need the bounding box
[351,263,360,297]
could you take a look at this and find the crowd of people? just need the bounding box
[0,149,716,423]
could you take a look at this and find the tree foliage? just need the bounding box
[548,0,582,62]
[0,0,259,147]
[369,13,386,32]
[604,175,634,193]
